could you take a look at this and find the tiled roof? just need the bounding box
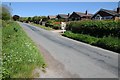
[74,12,93,17]
[48,15,56,19]
[58,14,68,18]
[100,9,119,16]
[91,8,120,18]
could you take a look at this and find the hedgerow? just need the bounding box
[66,20,120,37]
[45,20,61,29]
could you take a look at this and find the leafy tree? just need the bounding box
[1,5,11,20]
[19,17,28,22]
[32,16,41,24]
[13,15,20,21]
[41,16,48,21]
[27,17,32,22]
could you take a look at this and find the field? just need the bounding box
[2,21,45,78]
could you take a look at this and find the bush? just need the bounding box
[45,20,54,27]
[67,20,120,38]
[1,5,11,20]
[45,20,61,29]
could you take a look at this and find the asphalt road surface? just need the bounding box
[19,22,119,78]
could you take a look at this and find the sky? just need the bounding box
[2,2,118,17]
[2,0,120,2]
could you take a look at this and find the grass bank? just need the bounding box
[2,21,45,78]
[30,23,53,30]
[63,31,120,53]
[0,20,2,79]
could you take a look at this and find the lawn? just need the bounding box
[2,21,45,78]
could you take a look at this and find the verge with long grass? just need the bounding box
[63,31,120,53]
[2,21,45,78]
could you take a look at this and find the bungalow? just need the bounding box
[48,15,56,20]
[91,7,120,20]
[69,11,93,21]
[56,14,69,21]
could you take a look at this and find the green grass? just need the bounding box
[30,23,53,30]
[94,36,120,53]
[63,31,120,53]
[2,21,45,78]
[0,19,2,80]
[63,31,99,44]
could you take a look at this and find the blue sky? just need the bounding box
[3,2,118,17]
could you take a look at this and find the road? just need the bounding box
[19,22,119,78]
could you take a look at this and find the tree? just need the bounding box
[19,17,28,22]
[1,5,11,20]
[27,17,32,22]
[32,16,41,24]
[41,16,48,22]
[13,15,20,21]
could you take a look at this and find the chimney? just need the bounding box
[85,10,88,15]
[68,13,70,17]
[117,7,120,14]
[117,1,120,14]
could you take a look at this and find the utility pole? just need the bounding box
[9,3,12,21]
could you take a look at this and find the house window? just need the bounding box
[102,16,113,19]
[95,14,102,20]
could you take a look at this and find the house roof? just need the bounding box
[73,12,93,17]
[100,9,119,16]
[92,8,120,18]
[48,15,56,19]
[57,14,68,19]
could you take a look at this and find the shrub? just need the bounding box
[45,20,54,27]
[1,6,11,20]
[67,20,120,38]
[45,20,61,29]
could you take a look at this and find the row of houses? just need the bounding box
[47,3,120,21]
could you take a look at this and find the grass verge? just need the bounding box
[2,21,45,78]
[0,19,2,80]
[62,31,120,53]
[30,23,53,30]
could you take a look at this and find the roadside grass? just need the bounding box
[94,36,120,53]
[30,23,53,30]
[63,31,120,53]
[0,19,2,80]
[2,21,45,78]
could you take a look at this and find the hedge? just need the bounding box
[66,20,120,38]
[45,20,61,29]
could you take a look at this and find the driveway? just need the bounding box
[19,22,119,78]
